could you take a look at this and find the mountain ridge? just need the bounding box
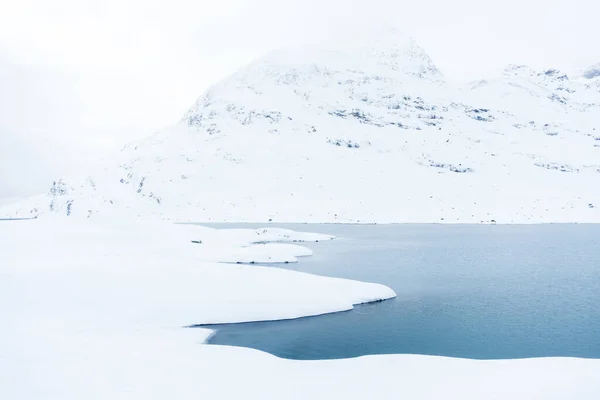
[3,35,600,223]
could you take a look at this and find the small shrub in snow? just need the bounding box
[428,161,474,173]
[466,108,494,122]
[412,97,436,111]
[329,109,348,118]
[350,109,368,121]
[66,200,74,216]
[49,180,70,197]
[387,121,407,128]
[534,163,579,173]
[206,124,219,135]
[329,108,384,127]
[187,114,203,127]
[548,93,567,105]
[137,177,146,194]
[327,138,360,148]
[148,192,161,205]
[556,86,575,93]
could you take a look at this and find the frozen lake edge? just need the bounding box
[1,219,599,399]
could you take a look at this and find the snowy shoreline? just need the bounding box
[187,220,600,225]
[2,219,599,399]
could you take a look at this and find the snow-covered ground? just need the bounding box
[2,220,599,399]
[3,28,600,223]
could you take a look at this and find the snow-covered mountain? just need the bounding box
[4,29,600,223]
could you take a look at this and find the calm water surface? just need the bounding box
[197,224,600,360]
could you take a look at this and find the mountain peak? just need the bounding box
[229,26,441,82]
[318,26,441,79]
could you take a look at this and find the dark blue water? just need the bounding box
[198,224,600,360]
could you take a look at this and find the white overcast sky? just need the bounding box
[1,0,599,201]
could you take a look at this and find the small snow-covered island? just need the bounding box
[2,27,600,399]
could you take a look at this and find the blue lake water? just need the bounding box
[197,224,600,360]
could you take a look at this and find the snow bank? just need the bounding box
[0,220,389,327]
[6,326,599,400]
[190,226,333,263]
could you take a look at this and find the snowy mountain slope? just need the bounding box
[3,30,600,223]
